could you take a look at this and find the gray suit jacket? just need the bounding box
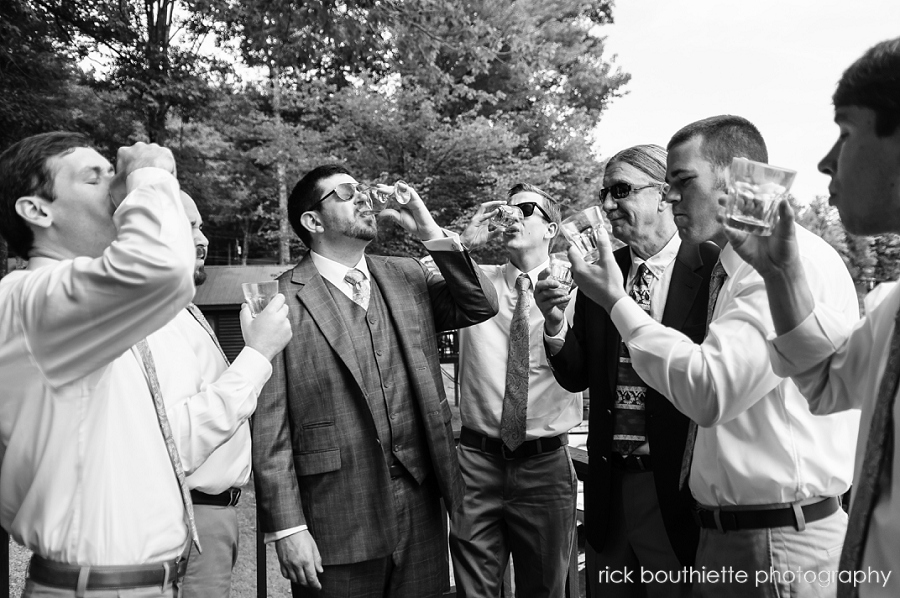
[253,248,498,565]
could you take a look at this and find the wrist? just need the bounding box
[418,226,445,243]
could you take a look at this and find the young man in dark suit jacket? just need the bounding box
[535,145,717,598]
[252,164,498,598]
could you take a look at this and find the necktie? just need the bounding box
[837,308,900,598]
[187,303,230,364]
[500,274,533,451]
[344,268,370,310]
[679,259,727,490]
[135,339,201,552]
[612,263,655,455]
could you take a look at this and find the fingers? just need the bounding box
[536,267,551,281]
[261,293,286,314]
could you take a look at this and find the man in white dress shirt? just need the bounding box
[0,132,290,597]
[723,37,900,598]
[563,116,860,597]
[449,183,581,597]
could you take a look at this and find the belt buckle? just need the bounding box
[227,488,241,507]
[500,444,517,460]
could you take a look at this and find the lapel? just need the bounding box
[660,241,706,331]
[604,248,633,397]
[291,253,367,394]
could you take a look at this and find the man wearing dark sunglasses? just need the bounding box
[450,183,582,597]
[252,164,498,598]
[536,144,717,598]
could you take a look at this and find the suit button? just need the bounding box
[369,316,377,324]
[383,382,391,389]
[375,350,383,357]
[394,445,401,452]
[606,409,612,415]
[390,413,397,420]
[602,456,608,462]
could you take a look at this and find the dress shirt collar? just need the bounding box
[630,232,680,279]
[503,258,551,291]
[310,250,370,288]
[719,242,742,278]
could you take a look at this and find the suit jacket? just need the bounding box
[547,240,719,566]
[253,248,498,565]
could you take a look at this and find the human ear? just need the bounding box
[300,211,324,235]
[14,196,53,229]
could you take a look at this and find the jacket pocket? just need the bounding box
[293,449,341,476]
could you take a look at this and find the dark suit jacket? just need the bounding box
[547,240,719,566]
[253,248,498,566]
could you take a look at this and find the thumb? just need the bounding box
[240,303,254,328]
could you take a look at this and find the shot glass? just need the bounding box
[560,206,605,263]
[548,252,574,292]
[491,204,523,232]
[365,180,413,210]
[725,157,797,236]
[241,281,279,317]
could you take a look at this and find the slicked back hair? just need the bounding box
[507,182,562,224]
[668,115,768,188]
[287,164,351,247]
[834,36,900,137]
[608,144,667,184]
[0,131,93,258]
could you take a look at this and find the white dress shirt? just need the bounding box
[158,310,272,493]
[609,225,860,507]
[460,261,582,439]
[0,168,199,565]
[770,280,900,597]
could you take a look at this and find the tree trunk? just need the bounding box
[0,238,7,280]
[143,0,174,144]
[271,65,291,264]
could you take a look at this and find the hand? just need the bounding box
[109,142,177,207]
[567,226,626,312]
[719,198,802,281]
[377,183,444,242]
[459,200,506,250]
[275,531,323,589]
[240,293,292,360]
[534,269,570,336]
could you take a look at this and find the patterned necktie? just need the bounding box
[344,268,370,310]
[679,259,727,490]
[500,273,533,451]
[187,303,230,364]
[612,263,655,455]
[837,307,900,598]
[135,339,201,552]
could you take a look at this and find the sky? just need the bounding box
[592,0,900,203]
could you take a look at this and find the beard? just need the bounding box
[194,264,207,286]
[346,219,378,242]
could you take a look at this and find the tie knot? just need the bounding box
[515,273,532,293]
[344,268,366,287]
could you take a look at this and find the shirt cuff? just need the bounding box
[422,229,464,252]
[610,296,655,343]
[768,309,843,377]
[232,345,275,390]
[264,525,309,544]
[120,167,178,206]
[543,319,569,356]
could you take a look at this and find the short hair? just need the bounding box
[0,131,93,258]
[834,36,900,137]
[607,144,667,184]
[668,115,768,176]
[507,182,562,224]
[287,164,351,247]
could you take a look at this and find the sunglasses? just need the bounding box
[599,182,663,202]
[316,182,372,205]
[511,201,552,221]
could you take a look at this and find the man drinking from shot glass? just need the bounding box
[449,183,582,597]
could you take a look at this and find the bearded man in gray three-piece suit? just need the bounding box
[252,164,499,598]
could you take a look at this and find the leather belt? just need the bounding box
[693,496,840,532]
[29,555,187,592]
[460,426,566,460]
[611,452,652,471]
[190,487,241,507]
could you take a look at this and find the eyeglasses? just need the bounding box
[316,182,371,205]
[511,201,552,221]
[599,182,663,202]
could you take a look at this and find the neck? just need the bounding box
[508,246,549,274]
[629,228,676,261]
[311,239,367,268]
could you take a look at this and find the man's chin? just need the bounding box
[194,266,207,287]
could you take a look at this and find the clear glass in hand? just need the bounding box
[549,252,574,291]
[560,206,604,263]
[363,181,412,210]
[491,204,523,231]
[241,281,279,317]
